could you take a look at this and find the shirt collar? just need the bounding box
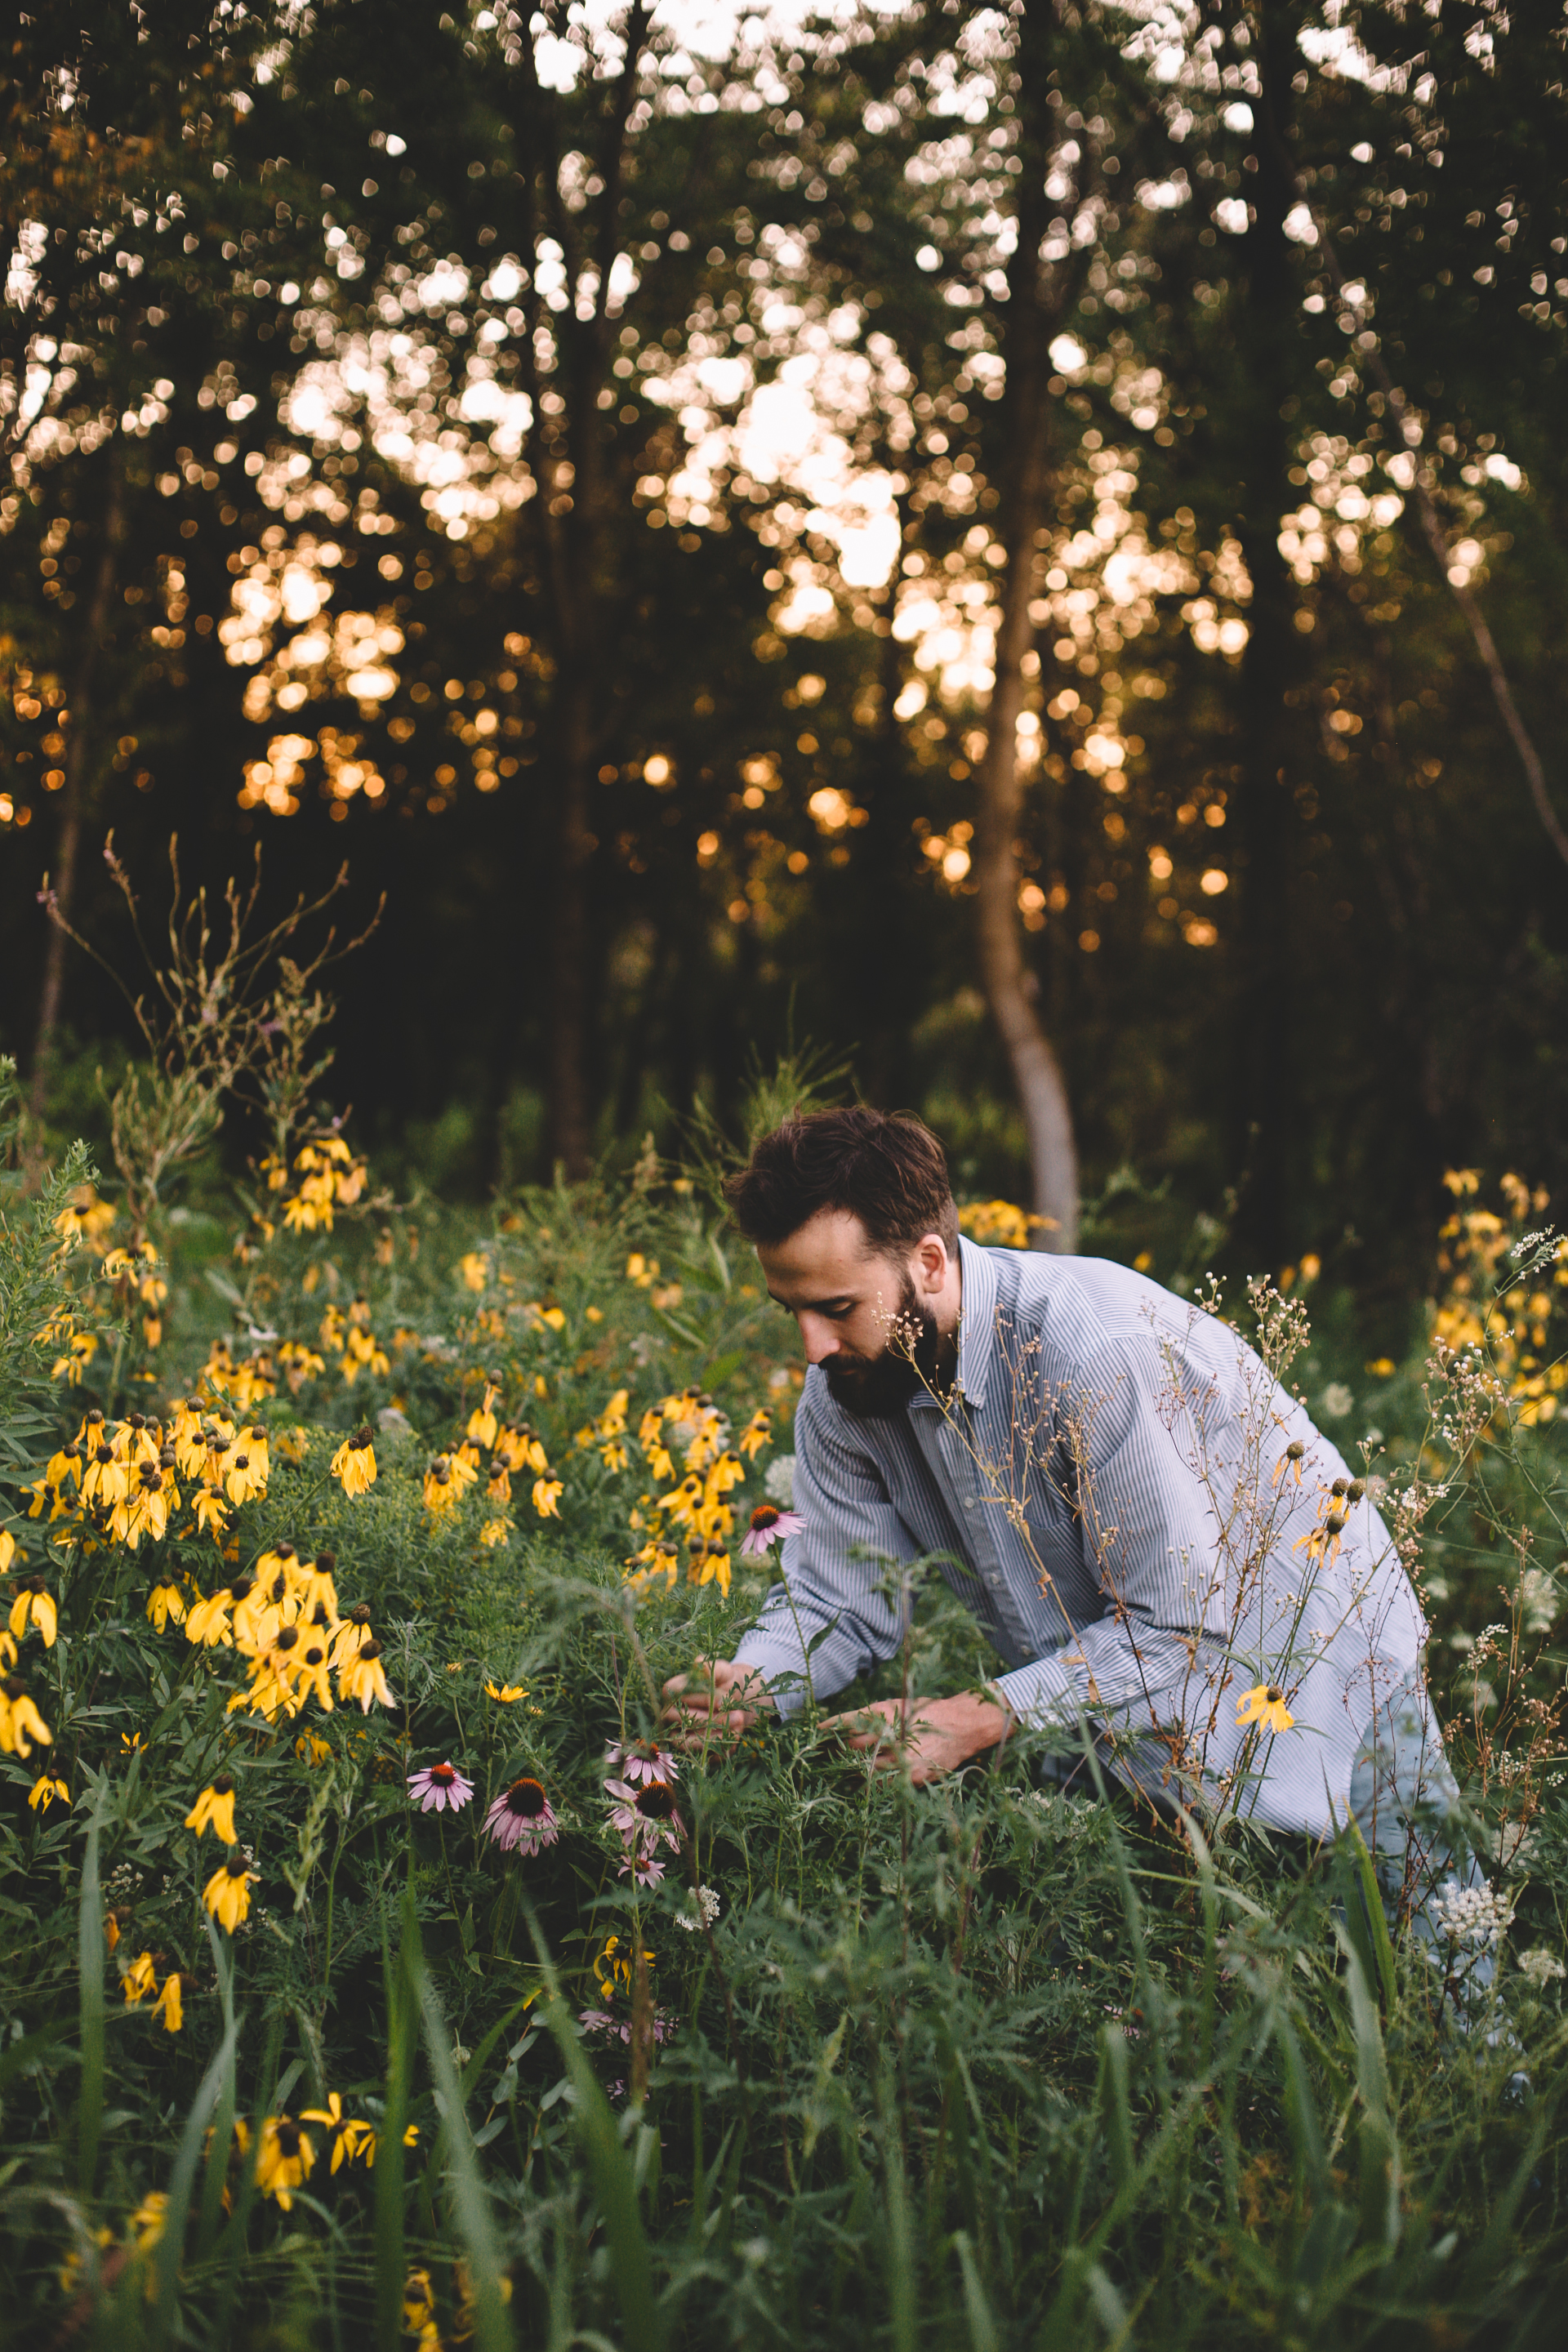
[953,1234,998,1412]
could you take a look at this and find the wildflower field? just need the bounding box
[3,1061,1568,2350]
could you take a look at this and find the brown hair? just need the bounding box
[723,1107,959,1257]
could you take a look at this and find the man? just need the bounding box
[664,1107,1457,1870]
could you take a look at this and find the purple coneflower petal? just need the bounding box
[408,1762,474,1814]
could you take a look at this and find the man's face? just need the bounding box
[757,1209,947,1417]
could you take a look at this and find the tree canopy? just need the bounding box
[3,0,1565,1291]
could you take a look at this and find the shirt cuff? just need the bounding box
[731,1633,811,1721]
[993,1653,1087,1730]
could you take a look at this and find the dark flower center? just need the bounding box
[353,1428,372,1449]
[213,1775,234,1794]
[305,1647,324,1667]
[636,1782,678,1821]
[430,1763,457,1785]
[361,1640,383,1662]
[275,1543,296,1561]
[506,1779,547,1818]
[1266,1686,1284,1704]
[229,1579,255,1603]
[274,1627,299,1652]
[315,1551,336,1572]
[350,1604,371,1625]
[225,1854,248,1878]
[750,1504,780,1530]
[275,2122,302,2158]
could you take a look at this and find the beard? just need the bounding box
[822,1273,952,1419]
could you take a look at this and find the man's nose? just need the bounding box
[797,1313,840,1365]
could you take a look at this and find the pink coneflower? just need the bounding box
[604,1740,679,1788]
[407,1761,474,1815]
[740,1503,805,1557]
[483,1776,559,1855]
[605,1774,683,1875]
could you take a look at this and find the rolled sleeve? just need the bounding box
[733,1379,921,1717]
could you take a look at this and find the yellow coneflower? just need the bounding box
[151,1971,187,2033]
[203,1850,257,1933]
[301,2091,372,2172]
[466,1388,501,1450]
[531,1477,564,1520]
[299,1550,339,1620]
[28,1774,69,1814]
[122,1950,157,2005]
[423,1458,458,1515]
[296,1640,335,1712]
[8,1578,58,1648]
[737,1406,772,1461]
[338,1640,394,1713]
[146,1579,186,1633]
[229,1578,267,1651]
[130,2190,168,2250]
[185,1775,238,1844]
[479,1518,511,1548]
[1236,1683,1295,1736]
[223,1443,267,1507]
[255,2114,314,2209]
[483,1680,526,1704]
[330,1429,377,1497]
[0,1532,17,1574]
[327,1603,374,1673]
[363,2121,419,2169]
[0,1678,53,1758]
[185,1585,235,1646]
[192,1485,229,1539]
[403,2265,437,2336]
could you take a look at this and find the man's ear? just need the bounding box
[911,1233,950,1294]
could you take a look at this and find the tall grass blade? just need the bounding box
[879,2082,916,2352]
[953,2230,1000,2352]
[376,1887,419,2352]
[149,2012,238,2349]
[523,1900,667,2352]
[77,1802,105,2198]
[194,1913,238,2264]
[416,1957,515,2352]
[1343,1817,1399,2014]
[1334,1925,1401,2254]
[1100,2026,1134,2194]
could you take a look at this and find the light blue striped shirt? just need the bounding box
[734,1239,1428,1836]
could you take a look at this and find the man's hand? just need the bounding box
[822,1690,1011,1786]
[661,1655,776,1751]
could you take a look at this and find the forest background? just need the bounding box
[3,0,1567,1307]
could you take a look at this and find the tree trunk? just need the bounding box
[547,670,596,1178]
[1230,1,1299,1269]
[974,0,1079,1251]
[30,457,127,1119]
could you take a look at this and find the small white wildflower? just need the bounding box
[1429,1879,1514,1950]
[1321,1383,1354,1420]
[1495,1819,1539,1873]
[1518,1568,1559,1637]
[676,1885,721,1932]
[1517,1948,1566,1988]
[764,1454,796,1510]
